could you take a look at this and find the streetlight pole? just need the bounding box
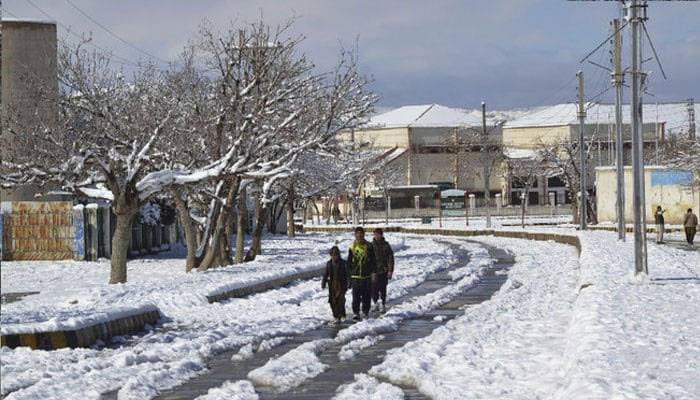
[628,0,648,275]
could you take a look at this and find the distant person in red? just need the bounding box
[322,246,349,323]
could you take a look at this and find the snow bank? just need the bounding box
[368,236,579,399]
[333,374,404,400]
[194,380,258,400]
[0,303,158,335]
[247,339,333,392]
[555,231,700,400]
[338,335,385,361]
[0,234,445,399]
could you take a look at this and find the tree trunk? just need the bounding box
[110,212,134,284]
[244,197,267,262]
[198,179,239,271]
[173,191,197,272]
[109,191,138,284]
[235,186,247,264]
[287,182,295,238]
[313,200,321,225]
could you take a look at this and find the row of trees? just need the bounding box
[1,20,378,284]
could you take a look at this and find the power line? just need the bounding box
[22,0,163,70]
[63,0,169,65]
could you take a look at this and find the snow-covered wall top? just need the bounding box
[505,102,699,134]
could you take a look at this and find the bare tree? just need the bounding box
[0,41,206,283]
[445,126,505,226]
[507,157,547,228]
[537,138,598,225]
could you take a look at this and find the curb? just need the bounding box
[0,310,160,351]
[206,266,326,303]
[303,226,582,255]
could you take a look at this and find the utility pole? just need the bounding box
[628,0,648,275]
[577,71,587,230]
[482,101,492,228]
[612,18,626,240]
[688,98,696,140]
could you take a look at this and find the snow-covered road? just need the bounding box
[0,234,455,399]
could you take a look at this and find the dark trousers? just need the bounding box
[351,278,372,315]
[372,272,388,305]
[686,227,697,244]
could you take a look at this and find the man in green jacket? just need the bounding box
[348,226,376,320]
[371,228,394,312]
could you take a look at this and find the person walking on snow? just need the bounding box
[348,226,376,321]
[371,228,394,313]
[654,206,666,244]
[683,208,698,245]
[322,246,350,323]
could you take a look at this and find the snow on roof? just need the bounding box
[366,104,500,128]
[441,189,466,197]
[506,102,700,134]
[504,147,538,160]
[1,18,56,25]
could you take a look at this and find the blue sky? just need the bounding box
[4,0,699,109]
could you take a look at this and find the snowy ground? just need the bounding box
[0,233,455,399]
[0,234,350,334]
[2,224,698,400]
[334,230,699,400]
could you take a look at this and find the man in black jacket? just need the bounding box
[348,226,376,320]
[371,228,394,312]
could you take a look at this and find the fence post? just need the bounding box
[414,195,420,217]
[73,205,86,261]
[0,210,4,261]
[549,192,556,216]
[85,205,99,261]
[435,191,442,228]
[495,193,502,216]
[387,196,392,221]
[464,193,469,226]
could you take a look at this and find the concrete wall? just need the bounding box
[596,166,699,224]
[503,123,658,150]
[411,153,503,191]
[343,127,409,149]
[503,125,571,148]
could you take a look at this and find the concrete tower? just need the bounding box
[1,18,59,201]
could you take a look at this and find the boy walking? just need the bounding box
[322,246,349,323]
[683,208,698,245]
[348,226,376,320]
[372,228,394,312]
[654,206,666,244]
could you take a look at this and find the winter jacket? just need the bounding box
[322,259,349,290]
[684,212,699,228]
[655,210,665,225]
[372,238,395,275]
[348,239,376,279]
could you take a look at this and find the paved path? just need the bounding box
[0,291,39,304]
[661,239,698,253]
[155,240,514,400]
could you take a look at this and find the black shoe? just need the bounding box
[352,315,362,321]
